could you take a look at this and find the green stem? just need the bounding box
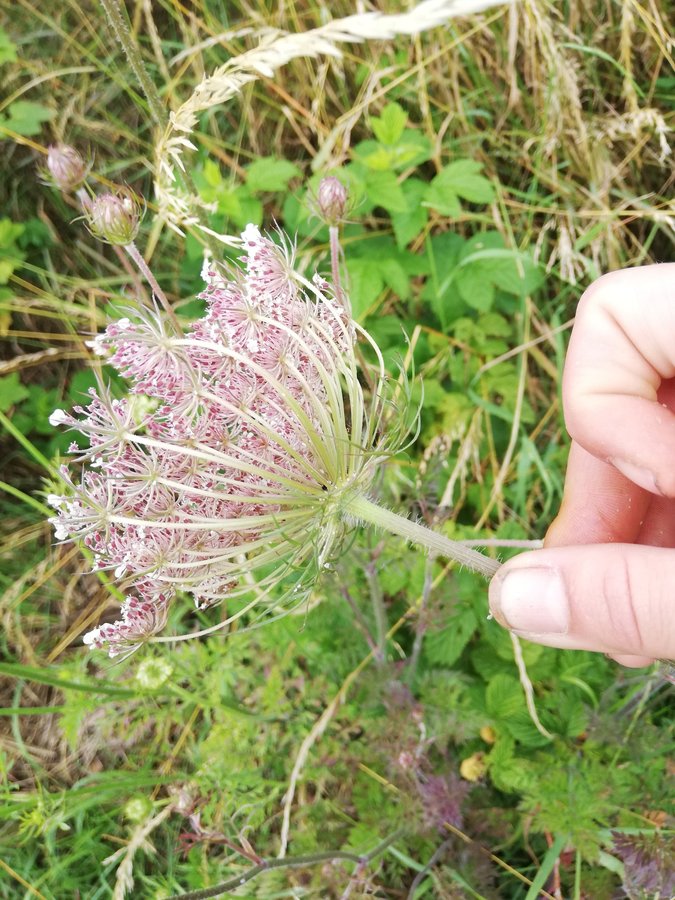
[98,0,221,258]
[345,494,500,579]
[98,0,166,129]
[329,224,347,311]
[364,558,387,664]
[124,241,182,331]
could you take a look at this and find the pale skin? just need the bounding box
[489,264,675,667]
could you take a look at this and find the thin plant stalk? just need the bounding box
[124,241,181,330]
[364,552,387,665]
[98,0,221,256]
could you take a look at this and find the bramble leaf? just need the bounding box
[245,157,301,193]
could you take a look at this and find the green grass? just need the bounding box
[1,1,674,897]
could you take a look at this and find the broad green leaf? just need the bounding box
[0,218,25,248]
[218,185,262,228]
[421,231,465,328]
[425,159,495,216]
[380,256,410,299]
[0,27,17,65]
[345,257,383,320]
[424,607,478,667]
[0,100,55,136]
[454,232,543,310]
[456,262,495,311]
[391,178,428,248]
[363,169,407,213]
[202,158,223,188]
[245,157,301,193]
[353,131,432,171]
[438,158,495,203]
[370,101,408,145]
[0,218,25,284]
[485,673,525,720]
[0,373,29,412]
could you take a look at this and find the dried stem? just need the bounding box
[510,632,552,740]
[166,829,405,900]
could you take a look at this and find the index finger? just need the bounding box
[563,264,675,496]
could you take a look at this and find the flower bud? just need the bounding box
[44,144,88,193]
[316,176,348,226]
[87,187,144,245]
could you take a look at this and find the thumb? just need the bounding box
[489,545,675,665]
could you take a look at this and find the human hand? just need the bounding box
[489,264,675,667]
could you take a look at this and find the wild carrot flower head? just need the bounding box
[49,225,410,656]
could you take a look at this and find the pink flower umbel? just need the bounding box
[49,226,406,655]
[50,224,498,657]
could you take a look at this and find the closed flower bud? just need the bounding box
[316,176,348,225]
[43,144,89,192]
[87,187,144,245]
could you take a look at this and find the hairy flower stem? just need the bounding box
[124,241,181,330]
[345,495,501,579]
[98,0,221,257]
[328,224,345,309]
[99,0,166,128]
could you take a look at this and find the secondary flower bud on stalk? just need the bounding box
[87,187,144,245]
[44,144,89,193]
[316,176,348,226]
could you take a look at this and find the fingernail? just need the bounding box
[490,567,570,636]
[610,458,662,495]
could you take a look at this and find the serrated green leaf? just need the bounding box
[392,178,428,248]
[438,159,495,203]
[505,711,552,747]
[424,607,478,668]
[371,101,408,145]
[245,157,301,193]
[1,100,55,136]
[363,169,407,213]
[421,231,465,328]
[485,673,525,719]
[0,373,30,412]
[354,132,431,171]
[425,159,495,217]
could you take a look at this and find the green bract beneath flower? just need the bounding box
[49,224,414,656]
